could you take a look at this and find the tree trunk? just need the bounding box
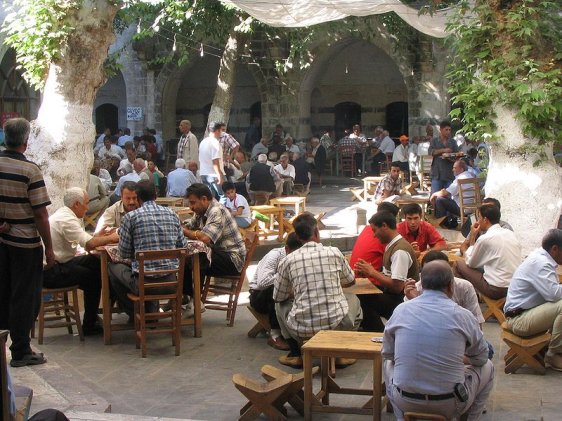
[25,0,119,211]
[205,30,242,135]
[486,105,562,255]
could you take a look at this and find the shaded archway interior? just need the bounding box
[93,70,127,133]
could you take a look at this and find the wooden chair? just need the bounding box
[36,286,84,345]
[415,155,433,191]
[239,220,259,240]
[201,231,259,326]
[404,413,446,421]
[480,293,506,324]
[83,209,102,231]
[501,322,551,374]
[379,153,393,174]
[338,146,356,177]
[247,306,271,338]
[127,249,187,358]
[261,364,320,416]
[458,177,483,227]
[233,372,293,421]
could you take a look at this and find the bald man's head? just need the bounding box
[420,260,453,292]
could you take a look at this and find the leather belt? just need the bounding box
[505,307,526,318]
[396,387,455,401]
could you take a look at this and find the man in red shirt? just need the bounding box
[349,202,400,285]
[397,203,448,258]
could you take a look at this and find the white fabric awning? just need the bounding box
[222,0,453,38]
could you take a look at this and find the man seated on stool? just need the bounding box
[373,162,404,204]
[274,213,362,368]
[95,181,139,233]
[354,211,419,332]
[221,181,252,228]
[397,203,447,258]
[504,229,562,371]
[454,204,521,299]
[383,260,494,420]
[273,153,295,196]
[249,232,303,351]
[108,180,187,318]
[349,202,399,286]
[44,187,119,335]
[182,183,246,312]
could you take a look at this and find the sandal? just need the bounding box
[10,352,47,367]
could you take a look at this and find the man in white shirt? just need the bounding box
[94,127,111,153]
[97,136,125,160]
[284,136,300,159]
[117,145,136,176]
[274,153,295,196]
[392,135,410,182]
[176,120,199,165]
[221,182,252,228]
[117,128,133,147]
[112,158,147,204]
[251,137,269,161]
[504,229,562,371]
[371,129,396,175]
[455,204,521,299]
[430,159,473,229]
[166,159,198,198]
[43,188,119,335]
[199,121,225,199]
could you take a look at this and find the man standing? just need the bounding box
[0,118,54,367]
[373,162,403,204]
[429,159,473,229]
[274,153,295,196]
[95,181,139,233]
[249,232,302,351]
[177,120,199,166]
[397,203,447,258]
[166,158,198,198]
[108,181,187,317]
[182,183,246,300]
[354,211,419,332]
[44,188,119,335]
[199,121,225,200]
[428,120,458,194]
[383,260,494,420]
[455,204,521,299]
[504,229,562,370]
[274,213,362,367]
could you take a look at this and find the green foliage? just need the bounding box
[2,0,82,90]
[446,0,561,147]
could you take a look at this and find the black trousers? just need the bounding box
[43,254,101,327]
[358,292,404,332]
[183,249,240,297]
[0,243,43,359]
[249,286,280,330]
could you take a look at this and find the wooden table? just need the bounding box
[250,205,285,242]
[395,193,430,218]
[155,197,184,207]
[302,330,383,421]
[97,245,204,345]
[169,206,193,222]
[346,278,383,295]
[270,196,306,215]
[362,176,384,201]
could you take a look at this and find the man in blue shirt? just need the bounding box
[504,229,562,371]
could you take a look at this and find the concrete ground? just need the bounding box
[8,176,561,420]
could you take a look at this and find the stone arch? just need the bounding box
[93,70,127,132]
[297,34,415,140]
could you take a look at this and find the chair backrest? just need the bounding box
[136,249,187,299]
[458,177,483,215]
[417,155,433,173]
[240,231,259,280]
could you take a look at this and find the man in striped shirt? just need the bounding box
[0,118,54,367]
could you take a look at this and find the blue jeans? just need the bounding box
[235,217,251,228]
[431,178,452,195]
[201,175,223,200]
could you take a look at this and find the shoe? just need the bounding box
[10,351,47,367]
[82,322,103,336]
[545,353,562,371]
[268,336,290,351]
[335,357,356,368]
[278,355,303,368]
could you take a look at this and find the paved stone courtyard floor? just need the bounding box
[7,176,561,420]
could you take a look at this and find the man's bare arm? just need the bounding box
[33,207,55,268]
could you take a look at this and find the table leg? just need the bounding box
[362,150,366,174]
[100,251,112,345]
[321,356,330,405]
[277,210,284,242]
[336,150,340,176]
[304,350,312,421]
[372,355,382,421]
[192,253,202,338]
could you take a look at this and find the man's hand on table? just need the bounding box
[94,228,119,243]
[354,258,377,278]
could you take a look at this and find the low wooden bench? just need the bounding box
[480,294,506,324]
[247,306,271,338]
[501,322,551,375]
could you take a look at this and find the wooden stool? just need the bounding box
[404,412,446,421]
[261,364,319,416]
[501,322,551,375]
[232,372,292,421]
[247,306,271,338]
[37,287,84,345]
[480,294,506,324]
[83,209,101,231]
[239,220,259,240]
